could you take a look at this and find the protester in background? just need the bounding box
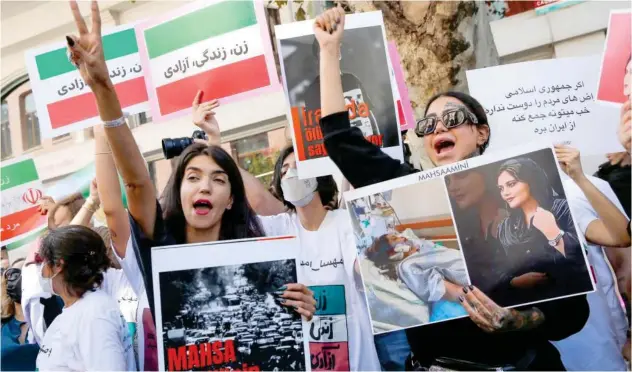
[1,259,39,371]
[549,151,629,370]
[314,6,588,370]
[64,3,315,369]
[46,193,85,230]
[35,225,135,371]
[595,152,631,218]
[189,91,379,371]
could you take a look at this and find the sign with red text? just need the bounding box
[151,236,308,371]
[1,157,48,245]
[275,11,403,179]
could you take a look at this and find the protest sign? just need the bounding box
[344,143,594,334]
[151,236,308,371]
[1,157,48,245]
[136,0,279,121]
[466,55,623,155]
[24,24,149,139]
[276,11,403,179]
[596,9,631,106]
[388,42,416,131]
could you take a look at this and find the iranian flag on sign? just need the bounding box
[1,158,47,245]
[24,23,149,139]
[137,0,279,120]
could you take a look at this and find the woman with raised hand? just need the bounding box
[65,1,315,367]
[313,6,588,370]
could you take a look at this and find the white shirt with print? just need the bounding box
[551,175,629,370]
[258,209,381,371]
[36,289,135,371]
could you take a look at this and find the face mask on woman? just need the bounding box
[38,264,59,296]
[281,168,318,208]
[5,268,22,304]
[389,243,414,261]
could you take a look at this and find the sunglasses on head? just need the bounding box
[415,108,479,137]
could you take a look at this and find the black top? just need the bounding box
[128,201,177,318]
[594,161,631,218]
[320,111,589,368]
[495,199,593,307]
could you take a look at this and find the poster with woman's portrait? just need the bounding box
[446,147,594,308]
[343,143,594,335]
[275,11,403,179]
[596,9,631,106]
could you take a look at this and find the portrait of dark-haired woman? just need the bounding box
[495,157,593,306]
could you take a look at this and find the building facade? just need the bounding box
[0,0,321,195]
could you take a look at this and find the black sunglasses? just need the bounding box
[415,108,479,137]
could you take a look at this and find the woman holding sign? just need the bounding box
[313,6,588,370]
[64,2,316,368]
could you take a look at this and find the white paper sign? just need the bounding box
[466,56,623,155]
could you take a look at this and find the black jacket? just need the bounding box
[320,111,589,368]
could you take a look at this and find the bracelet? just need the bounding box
[95,151,112,155]
[83,198,99,213]
[103,112,128,128]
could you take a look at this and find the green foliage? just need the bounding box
[241,150,279,188]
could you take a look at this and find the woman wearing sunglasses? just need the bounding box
[1,259,39,371]
[314,6,588,370]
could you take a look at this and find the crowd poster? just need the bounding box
[343,142,594,334]
[24,23,149,139]
[466,55,623,155]
[388,42,416,131]
[135,0,280,122]
[1,157,48,245]
[596,9,631,106]
[275,11,403,179]
[151,236,309,371]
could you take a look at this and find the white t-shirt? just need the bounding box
[552,176,629,370]
[258,210,381,371]
[36,289,136,371]
[112,238,158,372]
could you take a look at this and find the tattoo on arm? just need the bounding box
[507,307,545,331]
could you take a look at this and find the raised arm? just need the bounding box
[94,125,131,257]
[315,7,416,188]
[69,179,100,227]
[556,145,631,247]
[191,90,285,216]
[66,0,156,238]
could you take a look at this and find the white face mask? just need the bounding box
[38,263,59,296]
[389,243,413,261]
[280,168,318,208]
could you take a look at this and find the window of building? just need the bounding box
[265,6,283,81]
[231,132,278,186]
[21,92,41,151]
[1,101,11,160]
[53,133,71,142]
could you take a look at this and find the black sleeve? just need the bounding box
[128,200,176,318]
[525,294,589,341]
[320,111,417,188]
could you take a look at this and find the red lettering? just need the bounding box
[167,346,187,371]
[301,107,309,128]
[305,127,323,142]
[187,344,200,369]
[199,342,212,368]
[248,366,261,371]
[223,340,236,363]
[346,99,357,120]
[314,109,321,123]
[365,135,383,147]
[358,102,369,118]
[211,341,223,364]
[308,143,328,157]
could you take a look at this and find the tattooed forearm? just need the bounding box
[506,307,545,331]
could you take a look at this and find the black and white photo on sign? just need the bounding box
[275,11,403,179]
[151,237,308,371]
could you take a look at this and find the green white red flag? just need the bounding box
[136,0,279,121]
[24,23,149,139]
[1,158,48,245]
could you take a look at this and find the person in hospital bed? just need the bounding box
[364,229,469,324]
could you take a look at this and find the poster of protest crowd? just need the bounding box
[151,236,309,371]
[275,11,403,178]
[344,143,594,334]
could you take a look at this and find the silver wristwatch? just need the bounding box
[548,230,565,246]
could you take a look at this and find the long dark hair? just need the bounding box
[497,157,555,213]
[424,91,491,154]
[366,234,398,280]
[161,143,264,243]
[39,225,110,298]
[270,146,339,211]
